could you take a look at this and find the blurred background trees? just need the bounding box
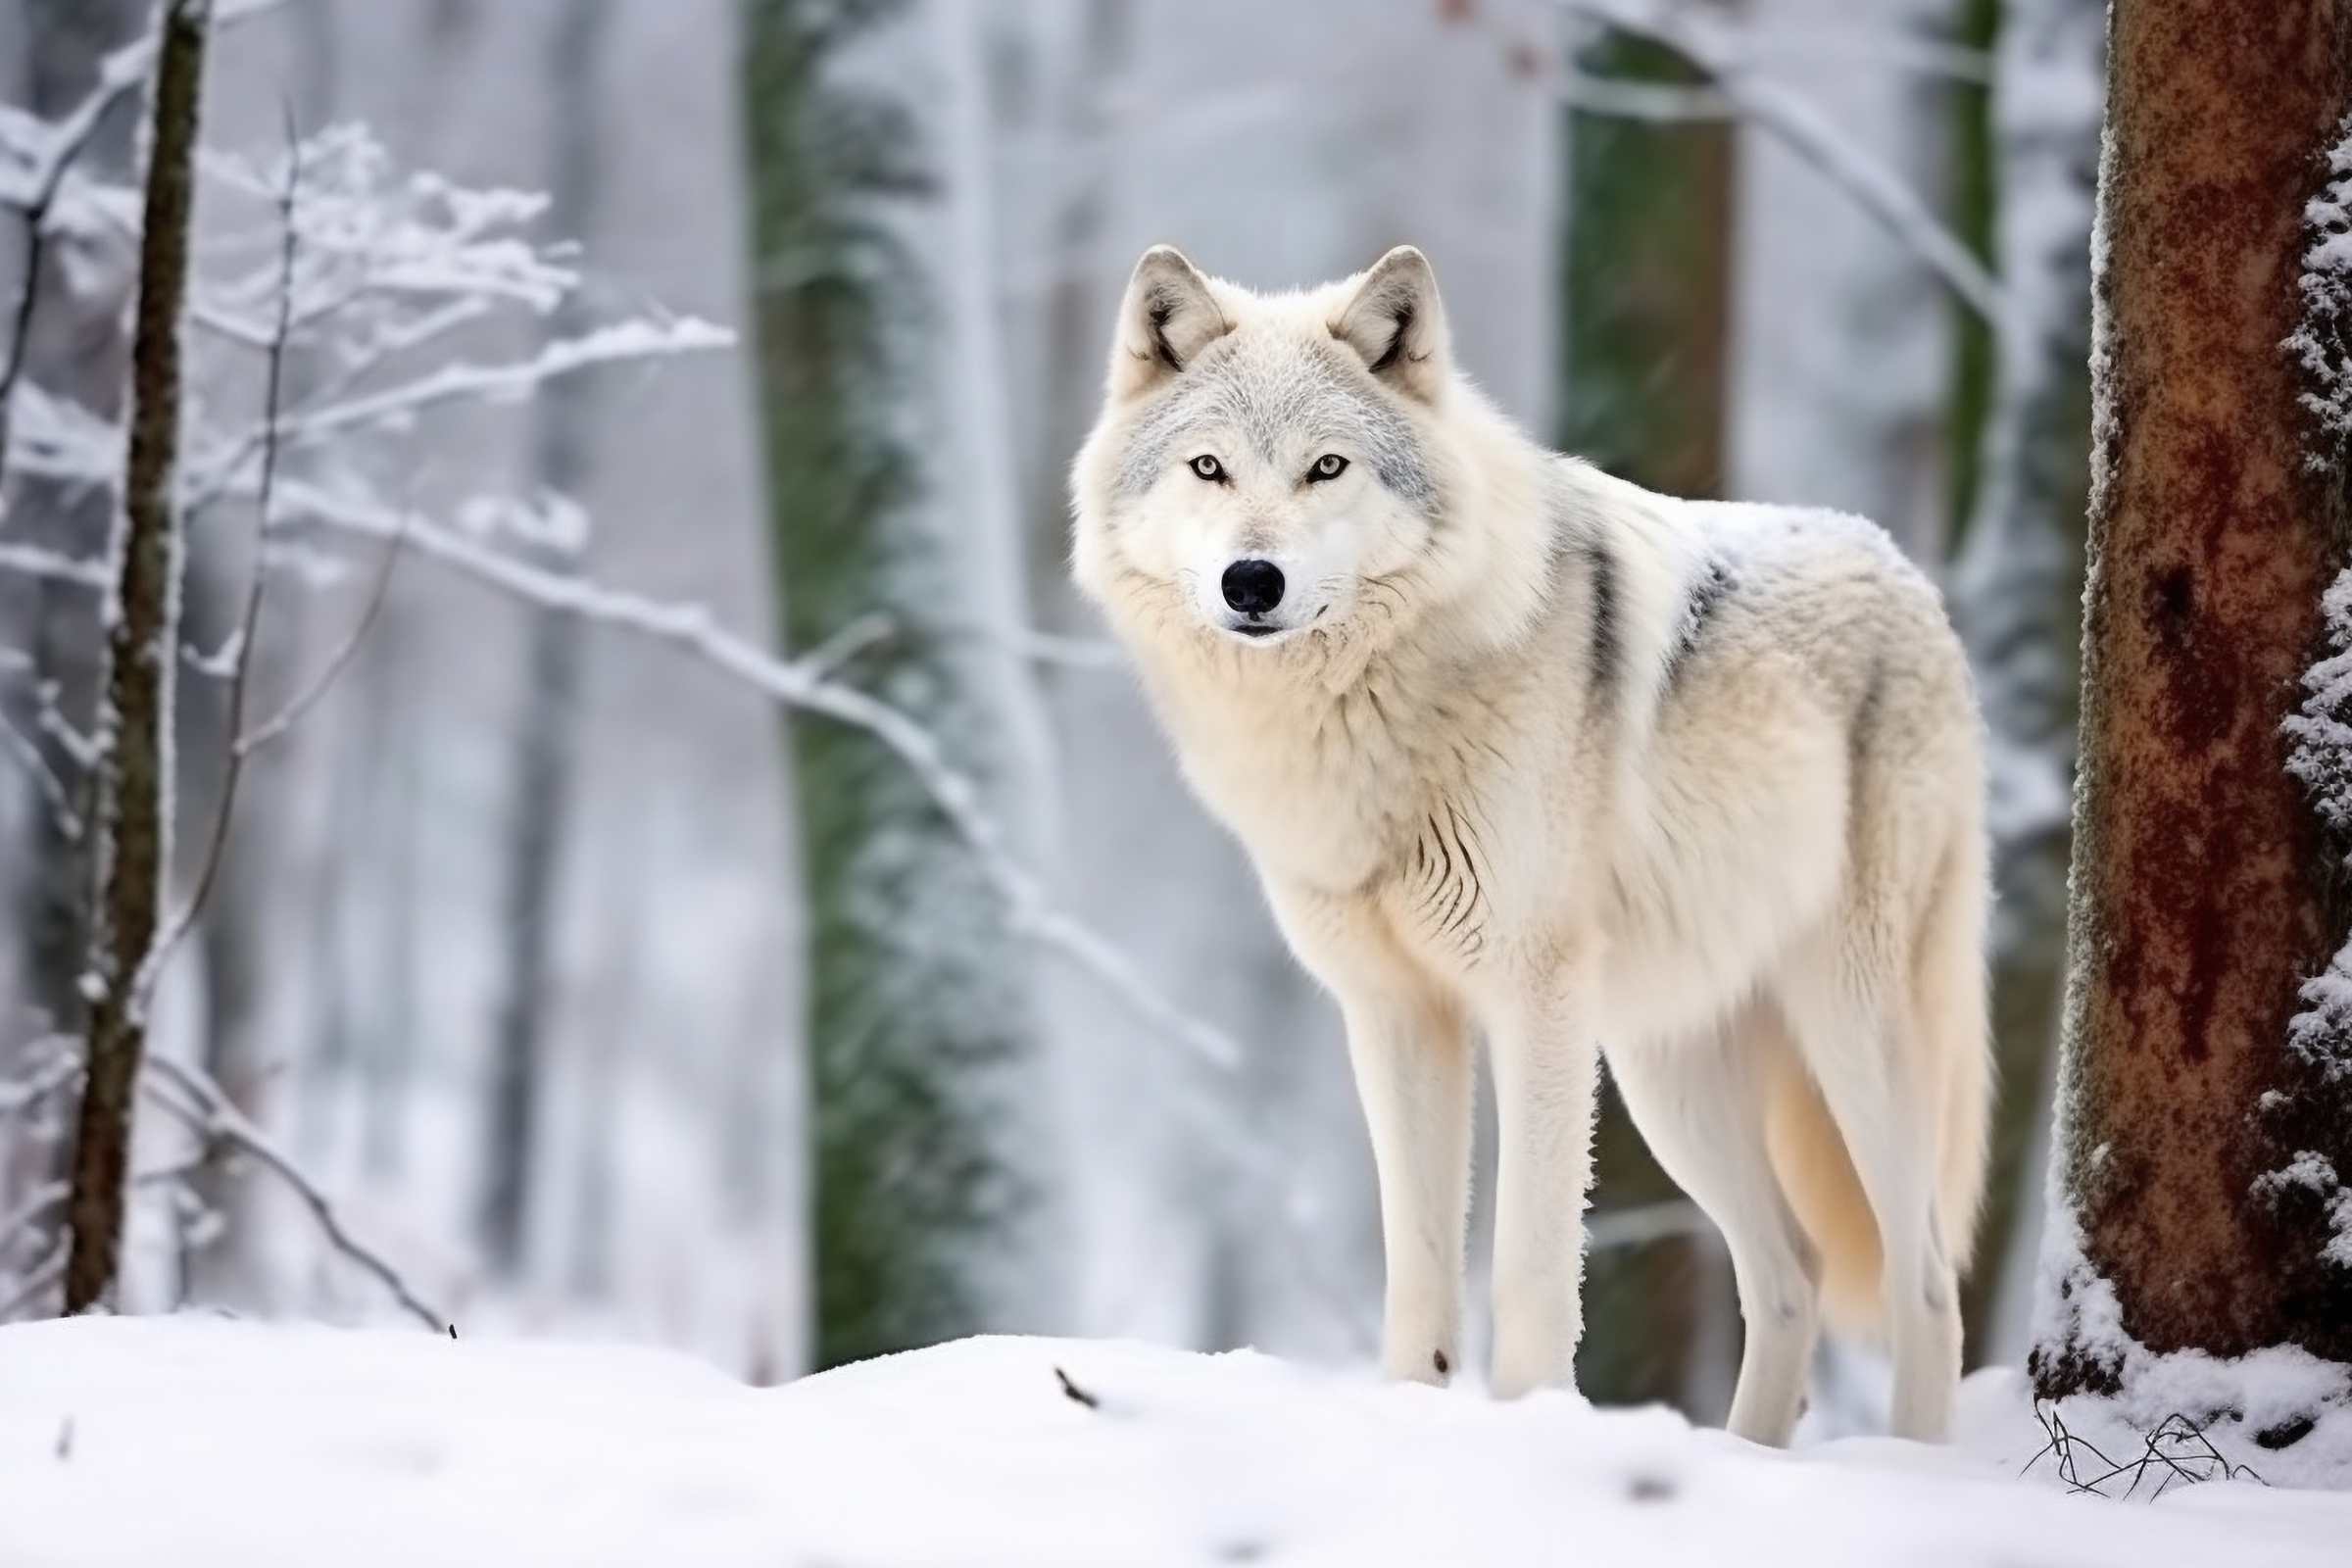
[0,0,2106,1419]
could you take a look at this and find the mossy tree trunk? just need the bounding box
[1558,29,1734,1417]
[742,0,1029,1368]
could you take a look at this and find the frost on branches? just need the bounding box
[0,109,729,1323]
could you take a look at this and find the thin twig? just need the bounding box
[1558,72,1738,122]
[0,1232,67,1321]
[0,541,113,588]
[0,705,82,840]
[234,511,403,756]
[277,486,1249,1074]
[132,109,303,1011]
[0,1181,68,1256]
[2027,1398,2269,1497]
[177,318,731,517]
[0,1048,81,1115]
[0,34,154,502]
[141,1054,445,1331]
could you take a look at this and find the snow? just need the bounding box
[5,1317,2352,1568]
[2289,115,2352,459]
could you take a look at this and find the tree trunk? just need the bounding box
[2034,0,2352,1397]
[62,0,208,1316]
[1558,23,1735,1421]
[744,0,1032,1368]
[477,0,613,1280]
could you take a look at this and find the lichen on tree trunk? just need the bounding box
[2035,0,2352,1396]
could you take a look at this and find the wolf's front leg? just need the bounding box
[1484,975,1601,1399]
[1339,990,1474,1386]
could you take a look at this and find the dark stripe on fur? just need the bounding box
[1582,535,1622,706]
[1663,557,1736,690]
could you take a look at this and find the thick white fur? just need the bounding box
[1070,246,1991,1446]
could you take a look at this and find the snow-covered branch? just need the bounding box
[276,482,1248,1077]
[141,1054,446,1331]
[1554,0,2013,331]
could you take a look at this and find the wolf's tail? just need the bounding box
[1763,828,1993,1338]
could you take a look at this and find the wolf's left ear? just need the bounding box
[1332,246,1448,404]
[1110,246,1230,400]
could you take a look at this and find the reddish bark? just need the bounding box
[2036,0,2352,1396]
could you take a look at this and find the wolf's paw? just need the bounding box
[1380,1342,1456,1388]
[1487,1299,1580,1400]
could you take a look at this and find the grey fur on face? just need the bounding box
[1113,335,1438,513]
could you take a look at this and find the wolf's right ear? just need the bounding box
[1110,246,1229,400]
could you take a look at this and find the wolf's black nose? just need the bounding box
[1221,559,1286,615]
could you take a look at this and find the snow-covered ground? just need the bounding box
[3,1317,2350,1567]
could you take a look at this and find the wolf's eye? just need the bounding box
[1308,454,1348,481]
[1191,455,1225,481]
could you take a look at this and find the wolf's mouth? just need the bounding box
[1232,622,1281,639]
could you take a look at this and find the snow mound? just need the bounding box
[4,1317,2351,1567]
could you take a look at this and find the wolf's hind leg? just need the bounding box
[1607,1009,1821,1447]
[1340,988,1475,1386]
[1779,946,1964,1443]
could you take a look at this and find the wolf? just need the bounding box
[1068,244,1992,1446]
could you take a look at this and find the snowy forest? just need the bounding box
[3,0,2352,1564]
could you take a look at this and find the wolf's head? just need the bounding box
[1072,246,1514,671]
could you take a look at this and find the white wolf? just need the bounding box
[1070,245,1991,1446]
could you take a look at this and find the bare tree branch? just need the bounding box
[133,112,303,1010]
[0,1044,80,1116]
[0,704,83,840]
[1554,0,2013,332]
[0,1181,68,1256]
[233,513,402,756]
[141,1054,445,1331]
[0,540,112,588]
[278,484,1250,1075]
[0,1234,67,1321]
[0,32,154,505]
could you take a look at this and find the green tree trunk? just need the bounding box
[742,0,1028,1368]
[1558,31,1734,1417]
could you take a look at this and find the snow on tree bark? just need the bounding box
[2034,0,2352,1397]
[743,0,1034,1368]
[1946,0,2103,1358]
[62,0,208,1315]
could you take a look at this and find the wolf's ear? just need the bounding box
[1110,246,1229,400]
[1332,246,1448,404]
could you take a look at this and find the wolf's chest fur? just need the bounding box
[1149,641,1565,971]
